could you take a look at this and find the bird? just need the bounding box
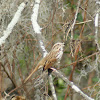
[24,42,64,83]
[11,96,26,100]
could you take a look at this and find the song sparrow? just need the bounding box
[24,42,64,83]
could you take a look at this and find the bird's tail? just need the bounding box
[24,65,40,83]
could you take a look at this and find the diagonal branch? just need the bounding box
[0,2,27,46]
[52,68,94,100]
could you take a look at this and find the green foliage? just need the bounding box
[77,13,83,22]
[56,79,66,100]
[63,67,72,75]
[24,45,29,53]
[87,35,94,40]
[92,77,99,83]
[58,78,65,88]
[75,69,81,74]
[64,0,76,9]
[18,57,27,74]
[58,95,65,100]
[71,4,76,9]
[18,45,31,74]
[74,33,79,39]
[19,58,26,68]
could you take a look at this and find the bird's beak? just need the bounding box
[62,42,65,46]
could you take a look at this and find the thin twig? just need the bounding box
[58,51,99,69]
[71,0,81,39]
[0,62,16,87]
[79,7,94,20]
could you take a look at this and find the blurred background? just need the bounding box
[0,0,100,100]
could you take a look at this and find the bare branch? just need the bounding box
[31,0,47,57]
[71,0,81,39]
[31,0,56,99]
[48,75,57,100]
[52,68,94,100]
[0,2,26,46]
[95,0,100,51]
